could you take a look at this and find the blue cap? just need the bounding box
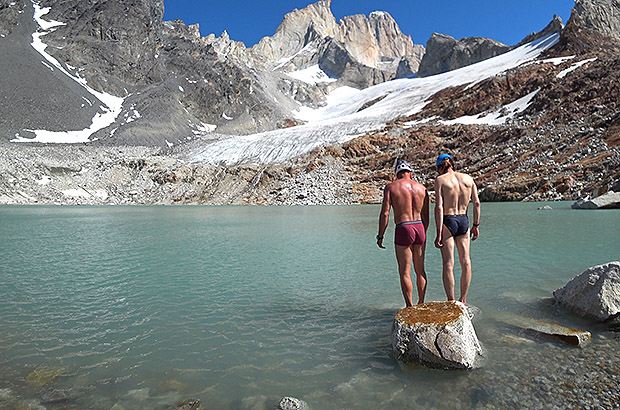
[436,153,453,169]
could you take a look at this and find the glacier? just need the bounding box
[186,34,560,166]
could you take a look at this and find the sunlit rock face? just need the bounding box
[418,33,511,77]
[572,0,620,41]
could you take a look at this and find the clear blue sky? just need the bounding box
[163,0,575,47]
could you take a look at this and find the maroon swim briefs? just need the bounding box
[394,221,426,246]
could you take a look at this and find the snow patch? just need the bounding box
[11,1,124,144]
[557,57,597,79]
[123,105,141,124]
[191,122,217,136]
[440,89,540,126]
[288,64,337,85]
[32,2,65,30]
[369,11,388,18]
[36,175,52,185]
[222,112,233,120]
[541,55,575,65]
[403,116,438,128]
[273,43,319,70]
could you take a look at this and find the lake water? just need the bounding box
[0,203,618,409]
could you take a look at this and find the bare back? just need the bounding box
[386,178,427,223]
[435,171,475,215]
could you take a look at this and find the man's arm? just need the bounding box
[422,188,429,231]
[377,185,391,249]
[434,179,444,248]
[470,180,480,241]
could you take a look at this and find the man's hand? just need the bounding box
[434,236,443,248]
[377,237,385,249]
[471,226,479,241]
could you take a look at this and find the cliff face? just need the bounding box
[573,0,620,41]
[39,0,165,93]
[418,34,511,77]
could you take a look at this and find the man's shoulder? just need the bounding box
[410,180,426,190]
[456,172,474,182]
[385,180,398,189]
[435,173,451,183]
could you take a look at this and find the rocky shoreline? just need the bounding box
[1,128,617,207]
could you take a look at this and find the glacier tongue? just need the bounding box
[187,34,559,166]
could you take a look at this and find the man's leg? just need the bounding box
[440,230,456,301]
[395,245,414,307]
[454,233,472,305]
[412,243,427,304]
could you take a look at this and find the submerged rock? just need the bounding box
[176,399,201,410]
[554,261,620,321]
[25,368,66,387]
[392,301,483,369]
[506,316,591,346]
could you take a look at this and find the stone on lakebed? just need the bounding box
[392,301,483,370]
[505,316,591,346]
[554,261,620,322]
[278,396,308,410]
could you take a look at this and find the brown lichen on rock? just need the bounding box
[395,301,463,326]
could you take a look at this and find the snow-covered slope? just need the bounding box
[186,34,559,165]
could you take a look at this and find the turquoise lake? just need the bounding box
[0,203,618,409]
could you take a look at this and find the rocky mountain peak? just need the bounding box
[516,15,564,47]
[368,10,418,57]
[336,10,423,70]
[553,0,620,55]
[249,0,337,64]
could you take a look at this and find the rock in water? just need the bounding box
[392,301,483,369]
[278,396,308,410]
[571,191,620,209]
[170,399,201,410]
[505,316,591,346]
[25,368,66,387]
[554,261,620,322]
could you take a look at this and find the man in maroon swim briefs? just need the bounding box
[377,160,429,307]
[394,221,426,247]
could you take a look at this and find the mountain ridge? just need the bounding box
[0,0,618,205]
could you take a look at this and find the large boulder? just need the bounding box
[553,261,620,321]
[392,301,483,369]
[571,191,620,209]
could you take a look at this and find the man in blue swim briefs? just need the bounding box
[377,160,430,307]
[434,154,481,305]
